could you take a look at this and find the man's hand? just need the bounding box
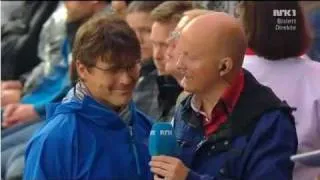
[149,156,189,180]
[2,104,40,127]
[1,89,21,107]
[1,80,23,90]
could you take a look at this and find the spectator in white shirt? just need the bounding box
[238,2,320,180]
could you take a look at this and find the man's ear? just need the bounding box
[76,60,89,81]
[218,57,233,77]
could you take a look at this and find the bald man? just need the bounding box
[150,13,297,180]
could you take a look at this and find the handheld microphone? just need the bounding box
[149,122,179,179]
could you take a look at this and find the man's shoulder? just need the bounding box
[32,112,77,145]
[249,109,297,149]
[259,108,294,122]
[255,108,296,135]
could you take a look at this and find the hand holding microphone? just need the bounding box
[148,123,189,180]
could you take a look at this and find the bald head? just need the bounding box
[182,12,247,72]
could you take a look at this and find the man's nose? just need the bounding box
[119,71,133,85]
[154,47,164,61]
[176,53,186,72]
[165,41,176,60]
[135,31,144,44]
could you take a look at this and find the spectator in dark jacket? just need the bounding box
[149,1,200,121]
[126,1,182,122]
[1,1,59,80]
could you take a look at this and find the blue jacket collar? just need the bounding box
[49,92,136,129]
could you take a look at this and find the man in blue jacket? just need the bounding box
[24,13,153,180]
[149,12,298,179]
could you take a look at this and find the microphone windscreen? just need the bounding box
[148,122,178,156]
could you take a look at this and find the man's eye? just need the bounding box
[108,67,119,73]
[140,28,151,34]
[161,43,169,48]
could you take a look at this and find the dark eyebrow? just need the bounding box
[137,27,151,32]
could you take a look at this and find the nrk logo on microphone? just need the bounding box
[150,129,173,136]
[149,123,178,156]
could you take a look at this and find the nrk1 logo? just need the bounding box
[273,9,296,17]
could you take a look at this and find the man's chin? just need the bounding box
[157,69,168,76]
[117,95,132,105]
[112,99,131,110]
[180,80,195,93]
[181,86,195,93]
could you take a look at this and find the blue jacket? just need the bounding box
[24,91,153,180]
[173,70,298,180]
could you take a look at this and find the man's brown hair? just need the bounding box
[239,1,311,60]
[71,12,140,83]
[150,1,197,24]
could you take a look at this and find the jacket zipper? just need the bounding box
[196,136,208,152]
[129,125,141,176]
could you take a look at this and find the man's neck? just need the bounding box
[100,99,125,113]
[194,81,228,117]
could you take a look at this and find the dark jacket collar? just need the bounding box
[177,69,294,140]
[140,59,156,77]
[157,75,183,119]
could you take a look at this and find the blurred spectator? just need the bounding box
[1,1,24,25]
[307,9,320,61]
[111,0,132,18]
[240,2,320,180]
[206,1,239,14]
[1,1,111,128]
[1,1,59,80]
[151,1,201,77]
[126,1,173,122]
[1,1,68,108]
[1,5,68,179]
[1,1,112,180]
[303,2,320,61]
[149,1,198,121]
[22,2,68,96]
[126,1,162,62]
